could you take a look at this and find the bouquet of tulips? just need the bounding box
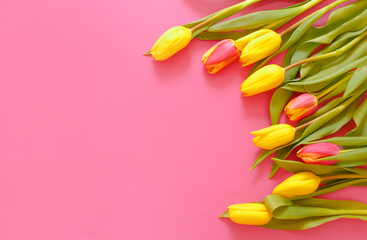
[145,0,367,230]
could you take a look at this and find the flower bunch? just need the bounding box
[146,0,367,231]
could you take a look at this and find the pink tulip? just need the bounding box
[297,142,340,165]
[201,39,239,74]
[284,93,318,121]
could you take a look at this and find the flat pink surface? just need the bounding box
[0,0,365,239]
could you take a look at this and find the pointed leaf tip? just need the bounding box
[219,210,229,218]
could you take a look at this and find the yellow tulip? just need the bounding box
[251,124,295,150]
[228,203,272,225]
[146,26,192,61]
[236,29,281,66]
[240,64,285,96]
[272,172,321,198]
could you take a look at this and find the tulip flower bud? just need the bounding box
[272,172,321,198]
[297,143,340,165]
[251,124,295,150]
[146,26,192,61]
[228,203,272,225]
[285,93,318,121]
[241,65,285,96]
[235,29,281,66]
[201,39,240,74]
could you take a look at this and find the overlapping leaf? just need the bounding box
[207,0,318,32]
[262,195,367,230]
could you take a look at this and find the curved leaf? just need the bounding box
[273,158,350,176]
[346,98,367,138]
[310,137,367,147]
[208,0,317,32]
[269,88,294,125]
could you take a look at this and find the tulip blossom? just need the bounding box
[145,26,192,61]
[285,93,318,121]
[228,203,272,225]
[241,64,285,96]
[251,124,295,150]
[272,172,321,198]
[201,39,240,74]
[236,29,282,66]
[297,143,340,165]
[241,64,284,97]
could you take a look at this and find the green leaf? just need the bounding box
[321,147,367,161]
[283,56,367,92]
[250,149,275,170]
[344,58,367,98]
[297,95,361,144]
[346,98,367,139]
[344,167,367,176]
[310,137,367,147]
[195,29,256,40]
[301,28,367,78]
[317,76,351,103]
[208,0,315,32]
[263,215,367,230]
[219,210,229,218]
[269,88,294,125]
[336,159,367,168]
[261,195,367,230]
[291,179,367,200]
[266,195,367,220]
[285,6,367,80]
[273,158,350,176]
[253,0,367,74]
[269,162,279,179]
[274,95,361,164]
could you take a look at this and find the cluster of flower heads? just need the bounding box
[145,0,367,228]
[228,171,323,225]
[146,26,325,151]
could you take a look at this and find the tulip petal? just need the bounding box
[202,40,239,74]
[241,65,285,96]
[228,203,272,225]
[297,143,340,165]
[240,31,282,66]
[272,172,321,198]
[150,26,192,61]
[251,124,295,150]
[234,29,274,50]
[285,94,318,121]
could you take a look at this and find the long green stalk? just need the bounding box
[190,0,263,36]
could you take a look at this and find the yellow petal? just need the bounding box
[251,124,289,137]
[234,29,274,50]
[150,26,192,61]
[228,203,272,225]
[272,179,320,197]
[240,31,282,66]
[272,172,321,197]
[241,65,285,96]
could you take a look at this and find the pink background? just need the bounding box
[0,0,364,239]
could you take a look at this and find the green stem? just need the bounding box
[319,208,367,216]
[294,106,344,131]
[339,149,352,154]
[294,92,363,131]
[279,12,315,37]
[252,0,352,72]
[284,30,367,71]
[190,0,262,34]
[321,174,367,181]
[279,0,327,36]
[316,73,353,100]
